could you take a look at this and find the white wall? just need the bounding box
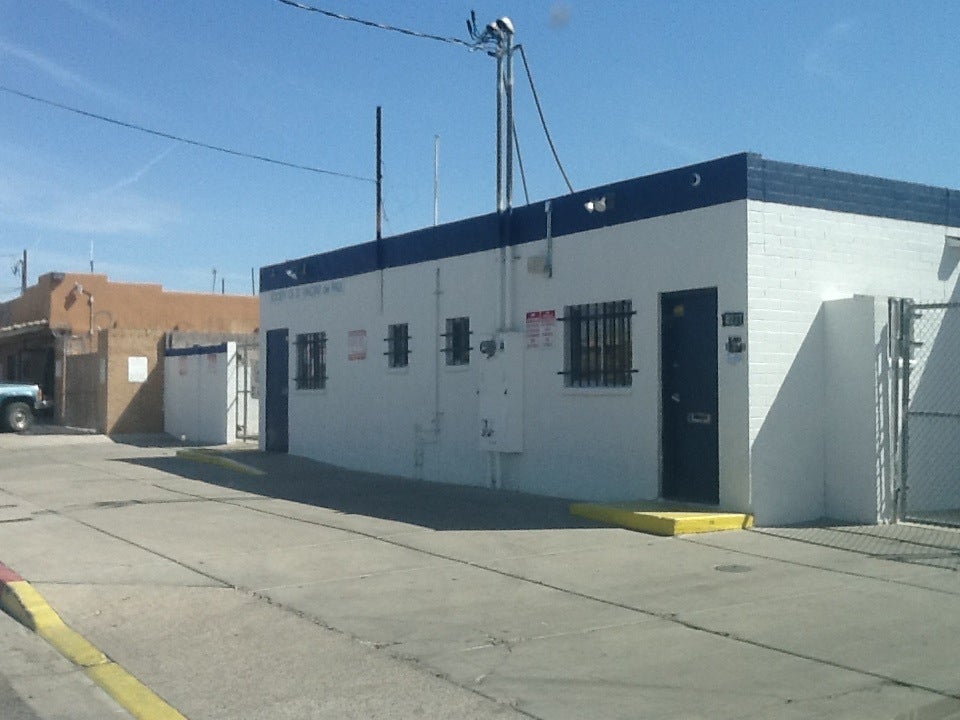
[747,201,960,524]
[822,296,893,523]
[260,201,750,506]
[165,342,247,445]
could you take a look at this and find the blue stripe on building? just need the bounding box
[165,343,228,357]
[261,153,960,292]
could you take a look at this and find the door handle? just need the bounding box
[687,412,712,425]
[670,393,681,403]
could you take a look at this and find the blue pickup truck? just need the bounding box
[0,382,50,432]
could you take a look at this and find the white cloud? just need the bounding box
[31,193,180,236]
[55,0,131,38]
[0,146,179,237]
[0,38,118,101]
[804,19,858,84]
[95,145,177,197]
[631,122,704,163]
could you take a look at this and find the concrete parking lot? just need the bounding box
[0,433,958,719]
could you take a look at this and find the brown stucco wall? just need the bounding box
[1,272,259,433]
[43,273,259,337]
[102,329,166,434]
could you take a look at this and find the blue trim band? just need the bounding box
[165,343,228,357]
[261,152,959,292]
[747,155,960,227]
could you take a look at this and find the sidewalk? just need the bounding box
[0,610,130,720]
[1,434,958,719]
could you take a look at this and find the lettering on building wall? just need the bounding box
[269,280,345,304]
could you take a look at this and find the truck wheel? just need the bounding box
[4,402,33,433]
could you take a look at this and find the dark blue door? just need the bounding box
[265,328,289,453]
[661,288,719,504]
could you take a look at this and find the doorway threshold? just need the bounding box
[570,500,753,536]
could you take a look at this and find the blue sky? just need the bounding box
[1,1,957,300]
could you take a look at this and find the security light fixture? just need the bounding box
[584,196,607,213]
[285,268,298,280]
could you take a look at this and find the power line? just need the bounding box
[274,0,476,49]
[0,85,374,183]
[517,45,575,194]
[270,3,576,196]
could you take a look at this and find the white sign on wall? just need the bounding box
[348,330,367,361]
[128,356,148,383]
[525,310,556,349]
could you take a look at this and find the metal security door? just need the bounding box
[661,288,719,504]
[264,328,289,453]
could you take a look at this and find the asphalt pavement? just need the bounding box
[0,432,958,719]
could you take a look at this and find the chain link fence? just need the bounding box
[899,301,960,529]
[769,300,960,574]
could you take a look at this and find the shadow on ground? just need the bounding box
[755,522,960,572]
[119,450,605,533]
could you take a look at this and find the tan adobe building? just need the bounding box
[0,272,259,434]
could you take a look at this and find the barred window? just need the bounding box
[560,300,636,387]
[385,323,410,368]
[295,332,326,389]
[442,317,471,366]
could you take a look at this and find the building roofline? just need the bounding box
[0,319,51,341]
[260,152,960,293]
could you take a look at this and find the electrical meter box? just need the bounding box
[477,331,523,453]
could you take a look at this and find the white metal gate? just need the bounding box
[235,341,259,442]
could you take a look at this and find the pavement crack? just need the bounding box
[41,510,234,590]
[65,479,960,709]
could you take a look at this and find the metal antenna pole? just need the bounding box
[434,135,440,226]
[496,50,504,213]
[504,31,514,211]
[376,106,383,244]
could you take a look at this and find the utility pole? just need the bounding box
[376,106,384,314]
[466,14,516,213]
[20,249,27,294]
[376,106,383,246]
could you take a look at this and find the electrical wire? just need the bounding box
[271,2,576,196]
[0,85,374,183]
[516,45,575,194]
[512,123,530,205]
[274,0,476,49]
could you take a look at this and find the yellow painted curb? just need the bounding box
[88,662,187,720]
[571,502,754,536]
[176,449,265,476]
[1,575,187,719]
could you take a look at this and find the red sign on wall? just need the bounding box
[526,310,556,349]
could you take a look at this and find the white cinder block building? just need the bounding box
[259,153,960,526]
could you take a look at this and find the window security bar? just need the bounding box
[558,300,636,387]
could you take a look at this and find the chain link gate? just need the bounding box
[235,341,259,442]
[894,299,960,527]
